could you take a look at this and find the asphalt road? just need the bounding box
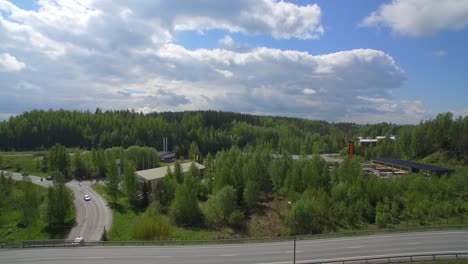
[0,231,466,264]
[65,181,112,241]
[4,171,112,242]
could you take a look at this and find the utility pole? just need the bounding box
[288,201,297,264]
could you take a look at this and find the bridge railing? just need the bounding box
[1,224,467,248]
[302,251,468,264]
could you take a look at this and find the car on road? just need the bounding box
[72,236,84,246]
[84,194,91,201]
[46,176,53,180]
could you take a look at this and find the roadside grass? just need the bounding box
[0,181,75,242]
[0,155,49,177]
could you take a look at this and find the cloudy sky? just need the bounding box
[1,0,467,123]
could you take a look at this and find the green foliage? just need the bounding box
[48,144,69,178]
[71,150,88,179]
[46,171,73,226]
[243,180,257,211]
[122,161,137,203]
[0,180,73,242]
[204,185,238,227]
[18,177,40,230]
[132,208,171,240]
[170,173,203,227]
[106,159,120,207]
[228,210,245,229]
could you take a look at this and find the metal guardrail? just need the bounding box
[1,225,467,249]
[303,251,468,264]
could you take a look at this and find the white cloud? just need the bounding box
[0,53,25,71]
[220,35,234,47]
[167,0,324,39]
[303,89,316,95]
[361,0,468,36]
[0,0,426,124]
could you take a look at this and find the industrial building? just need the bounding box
[135,161,205,189]
[372,157,455,176]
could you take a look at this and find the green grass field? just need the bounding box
[0,154,49,177]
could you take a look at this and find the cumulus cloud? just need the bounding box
[0,53,25,71]
[0,0,425,123]
[361,0,468,36]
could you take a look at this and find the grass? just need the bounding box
[0,181,75,242]
[0,154,49,177]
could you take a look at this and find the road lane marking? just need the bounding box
[407,242,422,245]
[347,246,364,248]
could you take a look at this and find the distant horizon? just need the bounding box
[1,108,466,126]
[1,1,467,124]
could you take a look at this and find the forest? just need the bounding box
[0,109,467,240]
[0,110,467,164]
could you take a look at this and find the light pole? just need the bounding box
[288,201,296,264]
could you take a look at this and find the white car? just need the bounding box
[73,236,84,246]
[84,195,91,201]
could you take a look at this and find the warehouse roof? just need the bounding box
[135,162,205,181]
[372,157,455,175]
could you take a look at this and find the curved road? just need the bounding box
[65,181,112,241]
[0,231,467,264]
[4,171,112,241]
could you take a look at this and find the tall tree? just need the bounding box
[46,171,73,226]
[48,144,69,178]
[106,159,120,207]
[122,161,137,203]
[19,177,40,238]
[170,172,202,227]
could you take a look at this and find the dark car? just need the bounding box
[46,176,53,181]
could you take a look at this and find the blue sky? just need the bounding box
[1,0,467,123]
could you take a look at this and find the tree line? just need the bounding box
[1,110,466,163]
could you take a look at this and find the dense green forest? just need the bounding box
[0,110,466,164]
[0,109,467,240]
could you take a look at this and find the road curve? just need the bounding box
[0,231,467,264]
[65,181,113,241]
[3,171,112,242]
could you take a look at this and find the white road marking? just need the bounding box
[407,242,422,245]
[348,246,364,248]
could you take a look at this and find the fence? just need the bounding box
[1,224,467,249]
[303,251,468,264]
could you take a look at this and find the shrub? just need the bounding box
[228,210,245,229]
[132,214,171,240]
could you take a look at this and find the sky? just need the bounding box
[0,0,467,124]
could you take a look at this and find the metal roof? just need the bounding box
[372,158,455,175]
[136,162,205,181]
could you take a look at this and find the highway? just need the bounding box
[0,231,466,264]
[4,172,112,242]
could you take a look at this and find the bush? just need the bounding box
[132,214,171,240]
[203,185,237,228]
[228,210,245,229]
